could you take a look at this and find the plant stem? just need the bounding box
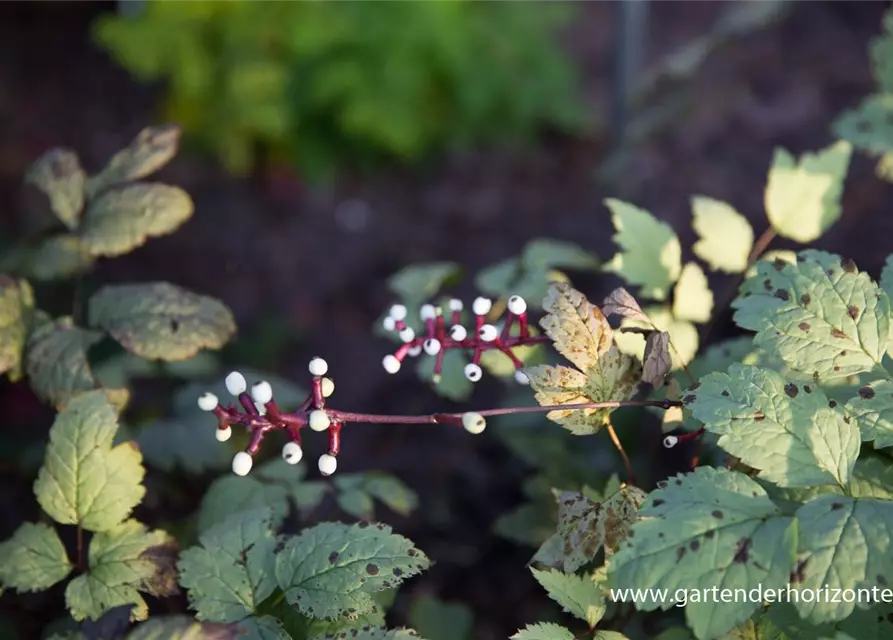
[605,416,635,485]
[76,525,84,572]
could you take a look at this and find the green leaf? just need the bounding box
[764,141,852,243]
[673,262,713,324]
[0,275,33,380]
[608,467,798,640]
[66,520,172,621]
[125,615,240,640]
[511,623,575,640]
[333,473,419,520]
[305,607,387,639]
[323,630,429,640]
[79,183,193,258]
[845,379,893,448]
[475,258,521,299]
[849,455,893,499]
[833,94,893,156]
[197,474,289,534]
[235,616,290,640]
[178,508,279,623]
[88,282,236,361]
[881,254,893,301]
[253,458,330,517]
[530,568,605,627]
[136,418,232,474]
[717,617,789,640]
[274,522,430,620]
[593,633,630,640]
[25,316,103,408]
[791,494,893,623]
[765,599,893,640]
[604,198,682,301]
[25,148,86,229]
[691,196,754,273]
[416,349,473,401]
[0,522,73,592]
[732,250,891,380]
[533,486,647,572]
[87,125,182,197]
[688,364,860,488]
[387,262,461,306]
[17,235,95,281]
[34,390,145,531]
[688,336,757,381]
[522,239,600,272]
[174,369,306,414]
[872,13,893,92]
[408,594,473,640]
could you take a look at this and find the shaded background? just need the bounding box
[1,1,892,638]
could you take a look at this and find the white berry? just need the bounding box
[254,402,267,416]
[423,338,442,355]
[383,354,401,374]
[464,363,482,382]
[478,324,498,342]
[250,380,273,404]
[215,426,232,442]
[225,371,247,396]
[449,298,463,312]
[420,304,436,320]
[321,377,335,397]
[663,435,679,449]
[389,304,407,321]
[472,297,492,316]
[197,392,218,412]
[309,357,328,377]
[309,409,331,432]
[514,370,530,385]
[382,316,397,332]
[408,345,422,357]
[232,451,253,476]
[399,327,415,343]
[318,453,338,476]
[450,325,467,341]
[508,295,527,315]
[282,442,303,464]
[462,412,487,434]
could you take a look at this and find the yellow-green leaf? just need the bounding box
[87,124,181,197]
[25,148,86,230]
[25,316,103,409]
[0,275,34,381]
[673,262,713,324]
[0,522,73,592]
[691,196,754,273]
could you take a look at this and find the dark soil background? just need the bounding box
[2,1,893,639]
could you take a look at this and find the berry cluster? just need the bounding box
[380,295,549,385]
[197,357,488,477]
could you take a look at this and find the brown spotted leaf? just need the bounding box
[25,148,86,229]
[87,124,181,197]
[25,315,103,408]
[642,331,671,386]
[541,282,613,372]
[602,287,649,323]
[846,379,893,449]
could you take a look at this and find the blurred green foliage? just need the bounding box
[93,0,590,180]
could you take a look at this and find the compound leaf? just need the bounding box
[88,282,236,361]
[80,183,193,257]
[26,316,103,408]
[0,275,33,381]
[26,148,86,229]
[66,520,172,622]
[732,250,891,380]
[0,522,73,592]
[87,125,181,197]
[833,94,893,156]
[530,568,605,627]
[673,262,713,324]
[34,390,145,531]
[691,196,754,273]
[511,623,575,640]
[764,142,852,243]
[275,522,430,620]
[126,616,240,640]
[178,508,279,623]
[608,467,798,640]
[687,364,859,488]
[791,494,893,623]
[604,199,682,301]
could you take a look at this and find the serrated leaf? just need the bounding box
[235,616,290,640]
[764,142,852,243]
[178,508,279,623]
[197,474,289,534]
[324,629,428,640]
[0,522,73,592]
[688,364,860,488]
[766,599,893,640]
[511,622,575,640]
[408,594,473,640]
[88,282,236,361]
[0,275,33,380]
[602,287,649,323]
[306,607,387,639]
[126,616,240,640]
[643,331,671,386]
[845,379,893,448]
[791,494,893,623]
[66,520,172,622]
[87,125,181,197]
[691,196,754,273]
[832,94,893,156]
[534,486,646,572]
[137,418,232,474]
[688,336,757,381]
[80,183,193,257]
[387,263,460,306]
[254,458,330,517]
[673,262,713,323]
[275,522,430,620]
[604,199,682,301]
[608,467,798,640]
[530,568,605,627]
[25,316,103,408]
[34,390,145,531]
[732,250,891,380]
[26,148,86,229]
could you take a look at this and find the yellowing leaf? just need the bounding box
[25,149,86,229]
[0,275,34,381]
[87,124,182,197]
[673,262,713,324]
[604,199,682,301]
[764,141,852,243]
[539,282,613,372]
[691,196,754,273]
